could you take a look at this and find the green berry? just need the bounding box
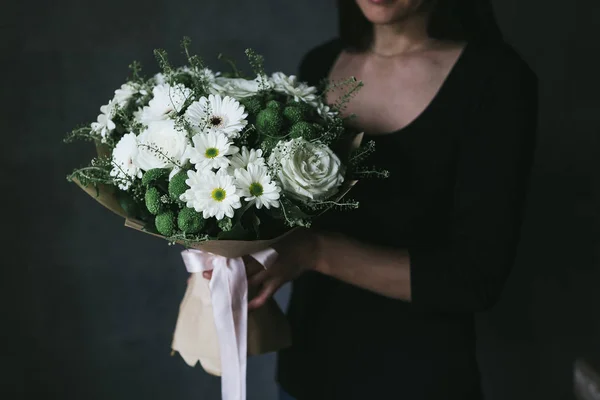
[266,100,282,111]
[145,186,164,215]
[177,207,206,234]
[256,108,284,137]
[283,106,305,124]
[289,100,313,115]
[168,170,189,201]
[240,96,263,115]
[289,121,317,140]
[142,168,170,187]
[155,210,176,236]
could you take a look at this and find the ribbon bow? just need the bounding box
[178,248,278,400]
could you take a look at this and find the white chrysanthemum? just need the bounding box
[210,75,270,99]
[113,82,138,108]
[235,164,280,209]
[184,130,239,171]
[154,72,166,85]
[136,83,193,124]
[316,102,338,120]
[134,120,190,174]
[270,72,319,106]
[181,168,241,220]
[110,132,143,190]
[185,94,248,138]
[228,146,266,173]
[91,100,117,142]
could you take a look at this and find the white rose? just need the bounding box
[268,138,344,202]
[110,132,142,190]
[210,75,270,99]
[134,120,189,173]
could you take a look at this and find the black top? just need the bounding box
[277,38,538,400]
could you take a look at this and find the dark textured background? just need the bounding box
[3,0,599,399]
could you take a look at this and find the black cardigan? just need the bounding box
[277,38,538,400]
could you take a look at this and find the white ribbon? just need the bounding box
[180,248,278,400]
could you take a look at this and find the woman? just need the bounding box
[209,0,538,398]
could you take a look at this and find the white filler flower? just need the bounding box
[134,120,189,172]
[136,83,192,124]
[235,164,280,209]
[181,168,241,220]
[185,94,247,138]
[110,132,142,190]
[270,72,318,106]
[91,100,117,142]
[269,137,344,202]
[184,130,239,171]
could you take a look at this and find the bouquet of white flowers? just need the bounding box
[66,37,384,400]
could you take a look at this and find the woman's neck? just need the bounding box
[370,11,432,56]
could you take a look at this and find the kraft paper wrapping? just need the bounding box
[71,133,363,376]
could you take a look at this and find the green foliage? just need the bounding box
[283,106,305,124]
[177,207,206,234]
[245,48,265,78]
[259,136,280,153]
[256,108,283,137]
[142,168,170,187]
[117,191,140,218]
[63,126,101,144]
[289,121,317,140]
[155,210,176,236]
[145,186,164,215]
[168,170,189,201]
[66,156,114,187]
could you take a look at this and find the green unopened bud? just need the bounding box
[155,210,176,236]
[289,121,317,140]
[283,106,305,124]
[145,186,164,215]
[177,207,206,234]
[142,168,170,186]
[168,170,189,201]
[256,108,284,137]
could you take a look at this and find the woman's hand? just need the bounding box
[200,228,321,310]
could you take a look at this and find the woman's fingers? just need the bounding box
[202,270,213,280]
[248,278,281,311]
[244,256,265,277]
[248,269,270,286]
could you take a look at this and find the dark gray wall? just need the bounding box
[4,0,598,399]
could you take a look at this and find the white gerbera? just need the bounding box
[270,72,319,106]
[110,132,143,190]
[185,94,247,138]
[136,83,193,124]
[184,130,239,171]
[228,146,266,173]
[181,168,241,220]
[134,120,190,174]
[235,164,280,209]
[91,100,117,142]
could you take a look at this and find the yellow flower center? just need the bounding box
[205,147,219,158]
[249,182,263,197]
[211,188,226,202]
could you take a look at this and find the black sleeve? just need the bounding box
[408,51,539,313]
